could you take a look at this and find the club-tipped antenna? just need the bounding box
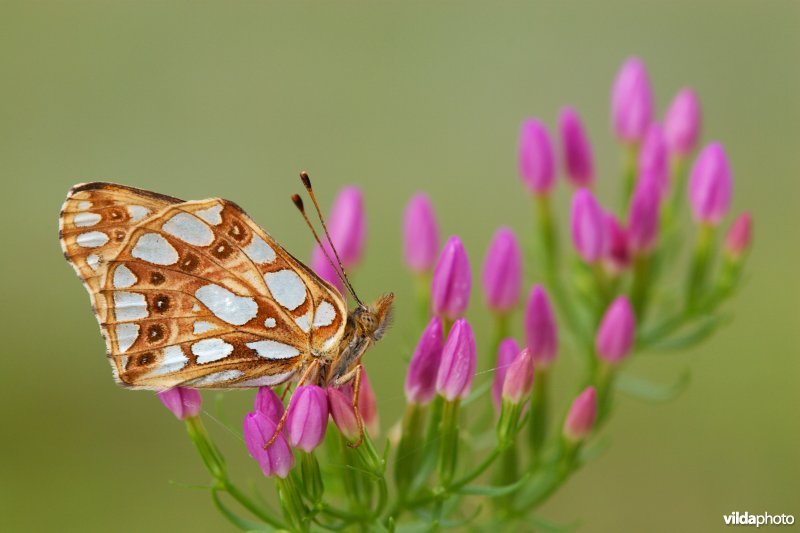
[298,170,364,307]
[291,190,363,306]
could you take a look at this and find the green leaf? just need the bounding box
[615,370,691,402]
[576,436,610,464]
[211,489,271,532]
[456,473,530,497]
[647,314,730,352]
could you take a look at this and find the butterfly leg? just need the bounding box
[334,364,365,449]
[264,360,319,450]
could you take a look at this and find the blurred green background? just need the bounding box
[1,1,798,532]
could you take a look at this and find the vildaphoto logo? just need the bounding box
[724,512,796,527]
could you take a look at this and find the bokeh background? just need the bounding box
[1,2,798,532]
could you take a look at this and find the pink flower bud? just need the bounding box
[689,142,733,225]
[563,386,597,442]
[403,193,441,273]
[571,188,606,263]
[431,236,472,321]
[243,411,295,478]
[502,348,535,405]
[405,317,444,405]
[327,387,360,441]
[627,177,660,253]
[492,338,521,411]
[611,57,654,143]
[638,123,669,197]
[604,213,631,272]
[158,387,202,420]
[595,296,636,363]
[559,106,595,187]
[481,227,523,313]
[254,386,286,423]
[435,319,477,401]
[524,285,558,367]
[285,385,329,452]
[328,186,366,269]
[664,88,701,157]
[311,244,345,294]
[724,212,753,258]
[518,118,556,195]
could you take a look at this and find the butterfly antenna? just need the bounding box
[291,192,363,306]
[299,171,364,307]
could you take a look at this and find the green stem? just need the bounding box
[414,272,432,325]
[276,476,309,532]
[621,143,639,208]
[528,369,549,466]
[687,223,716,310]
[224,481,286,530]
[436,399,461,487]
[535,194,559,276]
[630,252,653,321]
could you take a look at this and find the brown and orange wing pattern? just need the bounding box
[60,182,348,390]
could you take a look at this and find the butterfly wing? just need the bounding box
[60,182,348,390]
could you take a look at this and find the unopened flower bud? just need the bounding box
[431,236,472,320]
[570,188,606,263]
[689,142,733,225]
[158,387,202,420]
[664,88,701,157]
[285,385,328,452]
[563,386,597,442]
[327,387,360,441]
[611,57,654,144]
[595,297,636,364]
[481,227,523,313]
[435,318,477,401]
[559,106,595,187]
[492,338,521,410]
[518,118,556,195]
[243,411,294,478]
[405,316,444,405]
[501,348,535,405]
[524,285,558,368]
[724,212,753,259]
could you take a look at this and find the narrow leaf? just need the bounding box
[615,370,691,403]
[211,489,271,532]
[457,473,530,497]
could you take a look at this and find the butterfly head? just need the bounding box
[353,292,395,342]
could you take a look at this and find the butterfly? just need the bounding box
[59,177,394,400]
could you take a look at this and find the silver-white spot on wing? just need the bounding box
[148,346,189,376]
[246,340,300,360]
[74,212,102,227]
[186,369,244,386]
[132,233,179,265]
[193,321,218,334]
[194,284,258,326]
[264,317,276,328]
[112,265,137,288]
[127,205,150,222]
[243,235,276,264]
[192,338,234,364]
[113,291,148,321]
[77,201,92,210]
[313,301,336,328]
[264,269,307,311]
[76,231,109,248]
[115,323,139,353]
[234,371,296,388]
[195,204,223,225]
[162,212,214,246]
[295,311,311,333]
[86,254,100,270]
